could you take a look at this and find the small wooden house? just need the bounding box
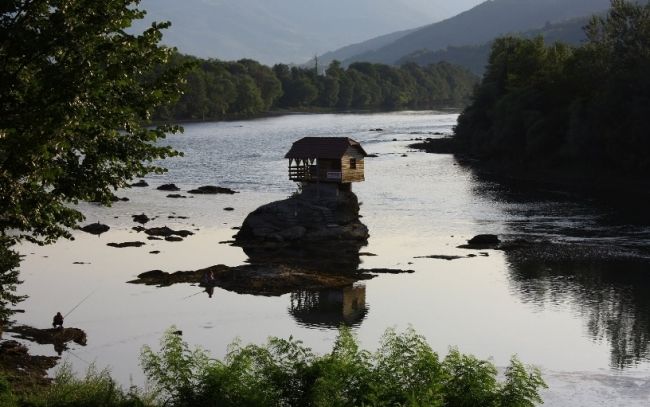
[285,137,368,185]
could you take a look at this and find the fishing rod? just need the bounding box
[64,288,99,318]
[181,290,206,300]
[65,348,92,366]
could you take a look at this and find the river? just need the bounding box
[14,111,650,405]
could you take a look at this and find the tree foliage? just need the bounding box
[157,56,478,122]
[455,0,650,176]
[0,0,187,321]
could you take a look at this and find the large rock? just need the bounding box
[236,188,368,244]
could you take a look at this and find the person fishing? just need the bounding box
[52,312,64,329]
[53,288,98,330]
[201,270,216,286]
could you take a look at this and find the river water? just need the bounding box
[13,111,650,405]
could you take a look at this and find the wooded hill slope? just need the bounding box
[329,0,610,66]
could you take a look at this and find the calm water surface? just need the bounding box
[14,112,650,405]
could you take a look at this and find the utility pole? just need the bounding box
[314,54,319,76]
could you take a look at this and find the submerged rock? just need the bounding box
[456,234,502,250]
[415,254,466,261]
[145,226,194,238]
[187,185,238,195]
[90,194,128,203]
[132,214,150,224]
[167,194,187,199]
[107,241,146,248]
[468,234,501,245]
[129,264,411,296]
[157,183,180,191]
[131,180,149,187]
[409,137,459,155]
[80,222,110,235]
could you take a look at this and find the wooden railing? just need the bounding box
[289,166,344,182]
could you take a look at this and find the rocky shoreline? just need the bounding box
[1,326,87,390]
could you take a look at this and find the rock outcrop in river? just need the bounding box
[235,186,369,245]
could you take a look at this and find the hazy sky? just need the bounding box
[138,0,486,64]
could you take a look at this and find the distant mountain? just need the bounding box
[305,27,418,70]
[398,16,591,75]
[341,0,611,66]
[136,0,484,65]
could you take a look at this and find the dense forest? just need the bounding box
[155,56,478,121]
[454,0,650,176]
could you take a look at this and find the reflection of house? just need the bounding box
[289,285,368,328]
[285,137,368,186]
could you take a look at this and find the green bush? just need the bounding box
[140,327,547,407]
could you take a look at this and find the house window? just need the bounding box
[350,158,357,169]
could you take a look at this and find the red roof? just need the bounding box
[285,137,368,159]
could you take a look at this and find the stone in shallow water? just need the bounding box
[414,254,465,261]
[145,226,193,238]
[131,180,148,187]
[468,234,500,245]
[187,185,237,195]
[80,223,109,235]
[132,214,150,224]
[157,183,180,191]
[107,241,146,248]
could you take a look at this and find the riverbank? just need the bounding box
[152,106,465,126]
[410,137,650,199]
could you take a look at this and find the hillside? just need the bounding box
[397,16,590,75]
[135,0,483,65]
[342,0,610,65]
[304,27,418,70]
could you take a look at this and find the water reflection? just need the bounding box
[506,251,650,368]
[240,225,370,328]
[240,240,365,274]
[289,285,368,328]
[467,168,650,368]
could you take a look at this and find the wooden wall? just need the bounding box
[341,147,365,183]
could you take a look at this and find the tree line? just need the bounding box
[454,0,650,177]
[156,55,478,121]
